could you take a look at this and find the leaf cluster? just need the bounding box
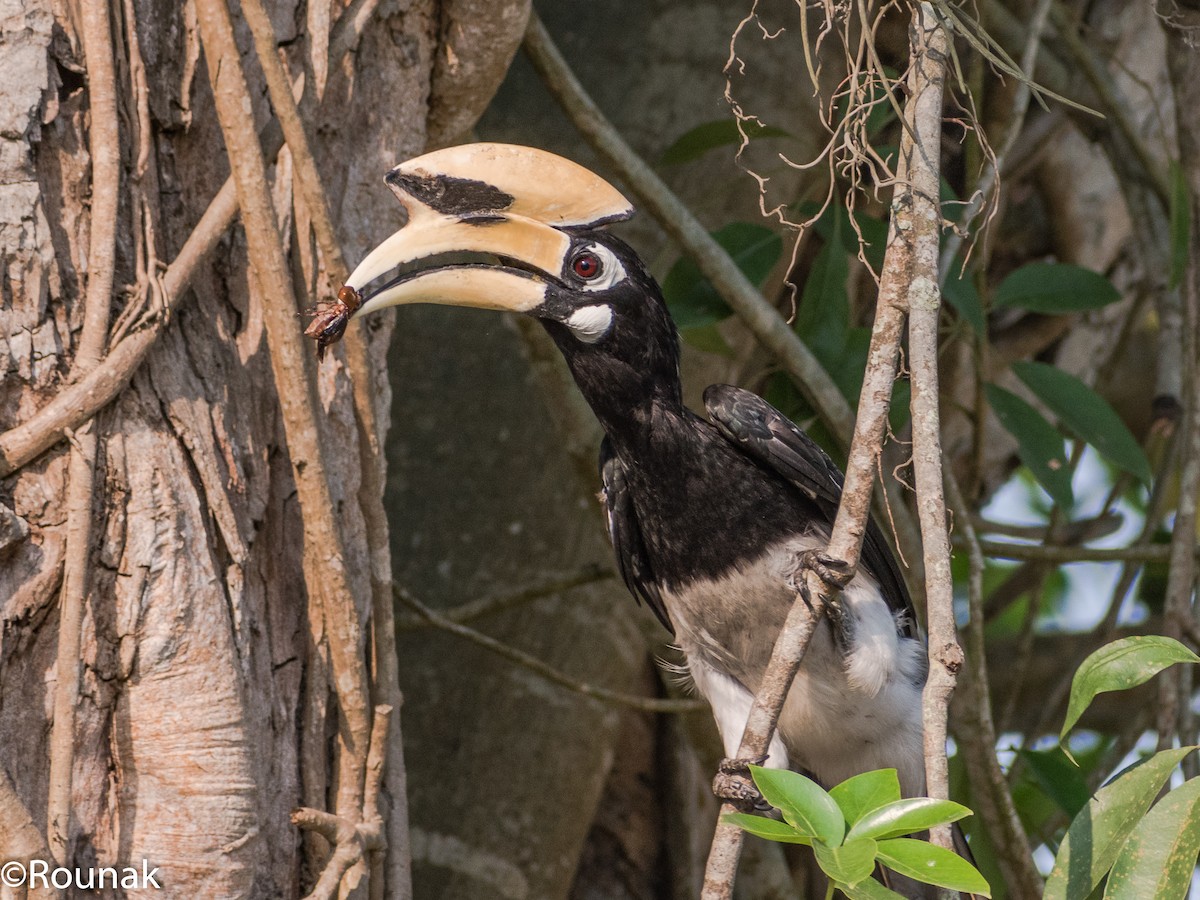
[726,767,990,898]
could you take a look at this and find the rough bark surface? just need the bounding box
[0,0,450,894]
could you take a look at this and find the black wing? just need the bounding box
[599,437,673,633]
[703,383,916,629]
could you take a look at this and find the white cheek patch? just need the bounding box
[565,304,614,343]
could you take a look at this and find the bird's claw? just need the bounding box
[786,550,852,610]
[800,549,853,590]
[713,756,772,813]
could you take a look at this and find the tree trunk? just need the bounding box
[0,0,449,895]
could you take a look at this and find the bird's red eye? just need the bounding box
[572,251,602,280]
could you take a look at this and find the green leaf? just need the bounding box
[846,798,972,842]
[830,769,903,828]
[814,837,878,887]
[1044,746,1195,900]
[795,230,850,353]
[943,267,986,334]
[663,223,782,329]
[839,877,908,899]
[875,839,992,896]
[1019,746,1092,818]
[1104,776,1200,900]
[985,384,1074,509]
[721,812,813,845]
[749,765,845,845]
[1012,361,1152,484]
[660,119,791,165]
[1169,161,1190,290]
[1060,636,1200,741]
[994,262,1121,313]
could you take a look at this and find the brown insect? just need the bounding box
[305,285,362,360]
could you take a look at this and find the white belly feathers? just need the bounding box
[662,536,928,796]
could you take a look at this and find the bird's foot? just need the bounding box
[786,550,855,648]
[713,756,772,813]
[787,550,853,610]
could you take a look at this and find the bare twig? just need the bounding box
[46,0,121,865]
[73,0,120,373]
[195,0,372,840]
[891,6,960,857]
[945,472,1043,896]
[396,589,704,714]
[394,565,614,629]
[974,540,1187,564]
[234,1,408,894]
[1158,10,1200,757]
[701,5,952,893]
[46,425,98,866]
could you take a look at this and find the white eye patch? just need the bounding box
[576,243,627,293]
[564,304,614,343]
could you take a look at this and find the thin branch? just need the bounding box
[73,0,120,372]
[895,5,959,856]
[46,425,97,866]
[0,0,379,477]
[945,472,1043,896]
[974,540,1186,564]
[46,0,121,865]
[195,0,372,833]
[394,565,614,630]
[234,2,408,895]
[701,3,951,891]
[395,589,704,714]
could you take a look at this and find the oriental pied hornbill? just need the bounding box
[310,144,959,894]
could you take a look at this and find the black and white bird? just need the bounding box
[314,143,946,888]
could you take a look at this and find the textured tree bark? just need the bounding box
[0,0,445,895]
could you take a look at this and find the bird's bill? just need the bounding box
[309,142,632,358]
[356,265,547,317]
[345,205,570,297]
[382,142,633,228]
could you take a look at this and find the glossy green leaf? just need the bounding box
[660,119,791,165]
[814,837,878,887]
[721,812,813,845]
[1169,161,1190,290]
[875,839,992,896]
[1060,636,1200,741]
[1104,775,1200,900]
[847,798,972,842]
[993,262,1120,313]
[749,765,845,845]
[1019,746,1091,818]
[1012,361,1152,484]
[1044,746,1195,900]
[985,384,1074,509]
[830,769,903,828]
[839,876,908,899]
[663,223,782,329]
